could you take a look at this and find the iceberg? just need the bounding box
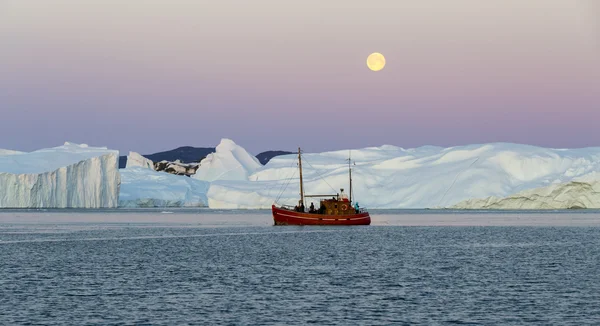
[452,173,600,209]
[126,151,199,176]
[125,151,154,169]
[119,167,209,207]
[193,139,261,182]
[203,142,600,209]
[6,139,598,210]
[154,160,199,176]
[0,142,120,208]
[0,149,24,156]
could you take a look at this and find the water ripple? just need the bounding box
[1,218,599,325]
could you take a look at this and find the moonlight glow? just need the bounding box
[367,53,385,71]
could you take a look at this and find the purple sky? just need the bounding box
[1,0,598,155]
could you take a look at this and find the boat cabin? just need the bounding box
[317,198,356,215]
[293,189,359,216]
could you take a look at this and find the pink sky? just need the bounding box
[0,0,598,154]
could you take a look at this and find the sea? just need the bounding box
[1,209,600,325]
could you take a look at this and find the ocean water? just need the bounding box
[1,209,600,325]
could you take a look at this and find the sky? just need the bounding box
[0,0,598,155]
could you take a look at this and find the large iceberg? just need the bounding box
[204,142,600,209]
[7,139,598,210]
[0,142,120,208]
[193,139,261,182]
[119,167,209,207]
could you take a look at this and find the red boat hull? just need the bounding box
[272,205,370,226]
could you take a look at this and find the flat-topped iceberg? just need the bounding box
[0,142,120,208]
[205,142,600,209]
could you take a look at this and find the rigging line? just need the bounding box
[264,159,295,198]
[274,159,299,203]
[273,159,298,201]
[266,158,295,201]
[301,155,339,194]
[264,180,281,201]
[246,156,299,202]
[275,171,292,202]
[275,169,296,204]
[437,157,479,208]
[274,175,291,204]
[209,163,245,181]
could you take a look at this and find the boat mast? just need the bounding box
[298,147,305,207]
[348,150,352,204]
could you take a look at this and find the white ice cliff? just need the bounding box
[0,142,120,208]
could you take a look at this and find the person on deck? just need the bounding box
[300,202,305,212]
[340,189,349,202]
[319,202,326,214]
[296,200,303,212]
[309,202,315,213]
[354,202,360,213]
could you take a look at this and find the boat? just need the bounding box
[272,147,371,225]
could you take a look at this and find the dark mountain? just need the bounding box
[119,146,215,168]
[119,147,293,168]
[256,150,294,165]
[144,146,215,163]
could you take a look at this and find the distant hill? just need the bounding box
[256,150,294,165]
[119,146,215,168]
[119,147,292,168]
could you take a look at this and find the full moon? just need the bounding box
[367,52,385,71]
